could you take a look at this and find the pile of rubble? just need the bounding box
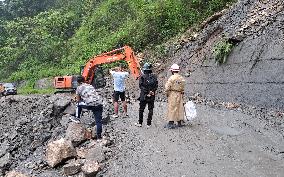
[0,93,114,177]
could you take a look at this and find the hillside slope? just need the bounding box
[0,0,235,85]
[164,0,283,109]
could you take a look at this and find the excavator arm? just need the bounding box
[54,45,141,90]
[82,45,141,85]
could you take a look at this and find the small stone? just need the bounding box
[225,102,240,109]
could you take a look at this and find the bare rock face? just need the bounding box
[170,0,284,110]
[46,138,76,167]
[81,161,101,177]
[5,171,30,177]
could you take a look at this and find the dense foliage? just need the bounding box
[0,0,236,91]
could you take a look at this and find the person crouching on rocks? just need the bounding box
[164,64,186,129]
[70,76,103,140]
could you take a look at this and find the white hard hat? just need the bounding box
[170,64,180,72]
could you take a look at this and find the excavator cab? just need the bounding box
[90,66,106,89]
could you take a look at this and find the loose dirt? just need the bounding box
[102,102,284,177]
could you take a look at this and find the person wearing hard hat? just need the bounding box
[164,64,186,129]
[135,63,158,128]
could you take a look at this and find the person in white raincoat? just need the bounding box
[164,64,186,129]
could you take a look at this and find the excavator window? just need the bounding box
[57,78,64,81]
[92,66,106,89]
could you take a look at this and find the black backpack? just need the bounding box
[142,73,157,91]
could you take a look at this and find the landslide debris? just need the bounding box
[147,0,284,110]
[0,93,113,177]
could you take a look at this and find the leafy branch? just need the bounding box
[213,39,234,65]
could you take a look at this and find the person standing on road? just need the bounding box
[70,76,103,139]
[135,63,158,128]
[110,65,129,118]
[164,64,186,129]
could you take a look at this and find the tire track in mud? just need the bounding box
[102,102,284,177]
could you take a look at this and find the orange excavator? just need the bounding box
[54,45,141,91]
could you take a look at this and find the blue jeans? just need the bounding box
[76,102,103,138]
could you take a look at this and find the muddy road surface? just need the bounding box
[103,102,284,177]
[0,94,283,177]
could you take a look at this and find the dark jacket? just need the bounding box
[139,72,158,102]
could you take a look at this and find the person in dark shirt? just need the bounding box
[135,63,158,128]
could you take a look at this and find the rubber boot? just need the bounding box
[177,120,183,127]
[164,121,175,129]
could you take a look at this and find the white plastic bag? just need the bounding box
[184,101,197,121]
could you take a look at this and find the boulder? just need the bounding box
[76,144,105,163]
[53,98,71,116]
[81,161,101,177]
[5,171,29,177]
[85,146,105,163]
[63,160,84,176]
[63,104,76,115]
[46,138,76,167]
[65,123,92,146]
[76,148,88,159]
[54,98,71,110]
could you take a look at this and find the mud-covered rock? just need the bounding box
[46,138,76,167]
